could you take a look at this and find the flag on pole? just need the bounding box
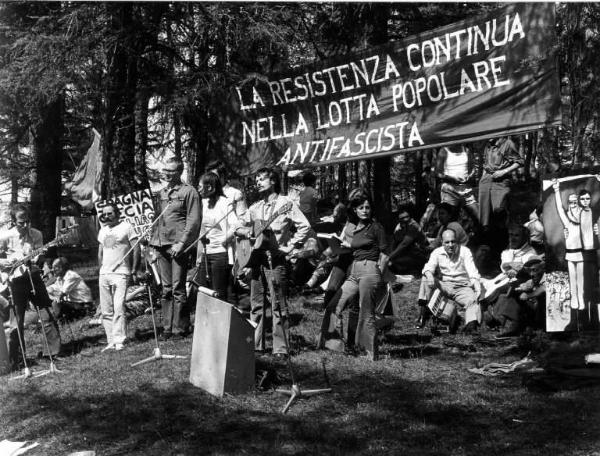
[66,128,103,210]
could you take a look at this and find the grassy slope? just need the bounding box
[1,281,600,456]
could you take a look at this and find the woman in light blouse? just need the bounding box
[196,172,240,301]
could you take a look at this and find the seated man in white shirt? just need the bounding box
[483,224,538,336]
[46,257,93,319]
[500,224,537,279]
[418,229,481,333]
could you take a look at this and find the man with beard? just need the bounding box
[97,203,140,351]
[235,167,310,359]
[418,229,481,333]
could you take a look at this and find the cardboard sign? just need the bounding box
[95,189,155,238]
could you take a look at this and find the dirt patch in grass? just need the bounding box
[2,281,600,455]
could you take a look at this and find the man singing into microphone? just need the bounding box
[150,158,200,339]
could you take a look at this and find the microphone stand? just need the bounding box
[263,251,331,413]
[11,267,63,379]
[7,281,33,380]
[182,203,237,255]
[131,249,187,367]
[109,200,172,274]
[185,202,237,301]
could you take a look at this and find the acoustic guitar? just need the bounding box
[0,224,78,293]
[234,201,293,273]
[480,273,511,303]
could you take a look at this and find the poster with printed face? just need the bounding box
[542,175,600,332]
[95,189,155,238]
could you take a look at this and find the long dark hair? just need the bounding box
[200,172,225,209]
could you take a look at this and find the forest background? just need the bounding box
[0,2,598,241]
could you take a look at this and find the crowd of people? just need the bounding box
[0,136,560,367]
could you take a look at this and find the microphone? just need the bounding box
[197,286,218,297]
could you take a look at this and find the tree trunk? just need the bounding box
[103,3,138,198]
[366,4,393,230]
[30,97,64,241]
[134,85,150,188]
[338,163,347,201]
[414,150,423,213]
[358,160,368,189]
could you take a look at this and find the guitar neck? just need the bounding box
[12,241,55,269]
[255,202,292,238]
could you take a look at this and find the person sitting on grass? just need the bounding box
[482,224,537,337]
[388,204,429,276]
[483,257,546,339]
[417,229,481,333]
[46,257,93,320]
[515,258,546,331]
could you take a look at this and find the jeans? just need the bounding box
[320,286,359,350]
[334,260,383,356]
[250,252,288,354]
[196,252,230,302]
[323,253,353,309]
[155,246,190,334]
[99,273,128,345]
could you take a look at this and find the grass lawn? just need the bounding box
[2,280,600,456]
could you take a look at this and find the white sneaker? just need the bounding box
[115,343,124,351]
[101,343,115,352]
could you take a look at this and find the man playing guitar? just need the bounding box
[0,205,61,363]
[235,167,310,359]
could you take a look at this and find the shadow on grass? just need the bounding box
[383,333,433,345]
[59,333,106,356]
[3,360,600,456]
[386,345,441,359]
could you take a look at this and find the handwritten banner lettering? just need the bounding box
[95,189,155,238]
[234,4,561,170]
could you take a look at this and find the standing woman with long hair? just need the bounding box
[333,189,389,360]
[196,172,240,301]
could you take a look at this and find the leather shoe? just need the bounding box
[273,352,289,361]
